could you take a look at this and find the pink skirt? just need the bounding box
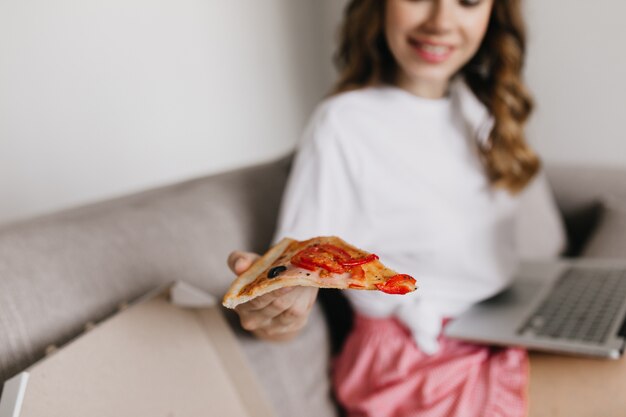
[332,315,528,417]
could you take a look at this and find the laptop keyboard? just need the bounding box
[519,267,626,344]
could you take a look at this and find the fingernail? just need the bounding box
[235,258,245,271]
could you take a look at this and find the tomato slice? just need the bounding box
[340,254,379,267]
[291,243,381,276]
[350,265,365,280]
[375,274,416,295]
[318,244,351,262]
[291,245,346,273]
[290,256,318,271]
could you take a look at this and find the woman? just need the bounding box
[228,1,625,415]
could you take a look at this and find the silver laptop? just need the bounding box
[444,258,626,359]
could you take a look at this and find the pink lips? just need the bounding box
[409,38,455,64]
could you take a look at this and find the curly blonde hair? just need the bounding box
[332,0,539,193]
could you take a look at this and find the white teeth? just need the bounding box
[420,43,449,55]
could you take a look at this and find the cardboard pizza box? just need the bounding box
[0,282,276,417]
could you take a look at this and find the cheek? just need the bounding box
[384,8,409,59]
[463,15,491,52]
[385,4,408,40]
[385,1,427,39]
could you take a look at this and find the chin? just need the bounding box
[406,62,453,80]
[410,70,455,87]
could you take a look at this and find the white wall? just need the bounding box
[525,0,626,168]
[0,0,332,224]
[1,0,625,225]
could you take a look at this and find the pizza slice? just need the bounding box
[222,236,417,309]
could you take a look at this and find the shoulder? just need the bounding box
[293,90,387,173]
[301,86,404,152]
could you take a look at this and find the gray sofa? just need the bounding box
[1,155,626,417]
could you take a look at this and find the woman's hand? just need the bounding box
[227,250,319,341]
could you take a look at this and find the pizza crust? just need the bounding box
[222,237,295,309]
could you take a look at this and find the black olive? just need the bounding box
[267,265,287,279]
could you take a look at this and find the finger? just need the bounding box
[253,289,302,320]
[242,288,319,339]
[239,313,272,332]
[235,288,300,332]
[235,289,297,330]
[235,287,295,313]
[252,287,317,336]
[247,286,316,320]
[227,251,260,275]
[227,251,242,271]
[273,288,317,326]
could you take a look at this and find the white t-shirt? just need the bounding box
[273,79,565,353]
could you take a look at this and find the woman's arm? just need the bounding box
[228,100,353,340]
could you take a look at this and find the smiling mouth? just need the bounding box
[408,38,455,62]
[419,43,451,55]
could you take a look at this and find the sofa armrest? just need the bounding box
[580,199,626,259]
[545,164,626,213]
[545,164,626,257]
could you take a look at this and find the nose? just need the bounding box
[423,0,455,34]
